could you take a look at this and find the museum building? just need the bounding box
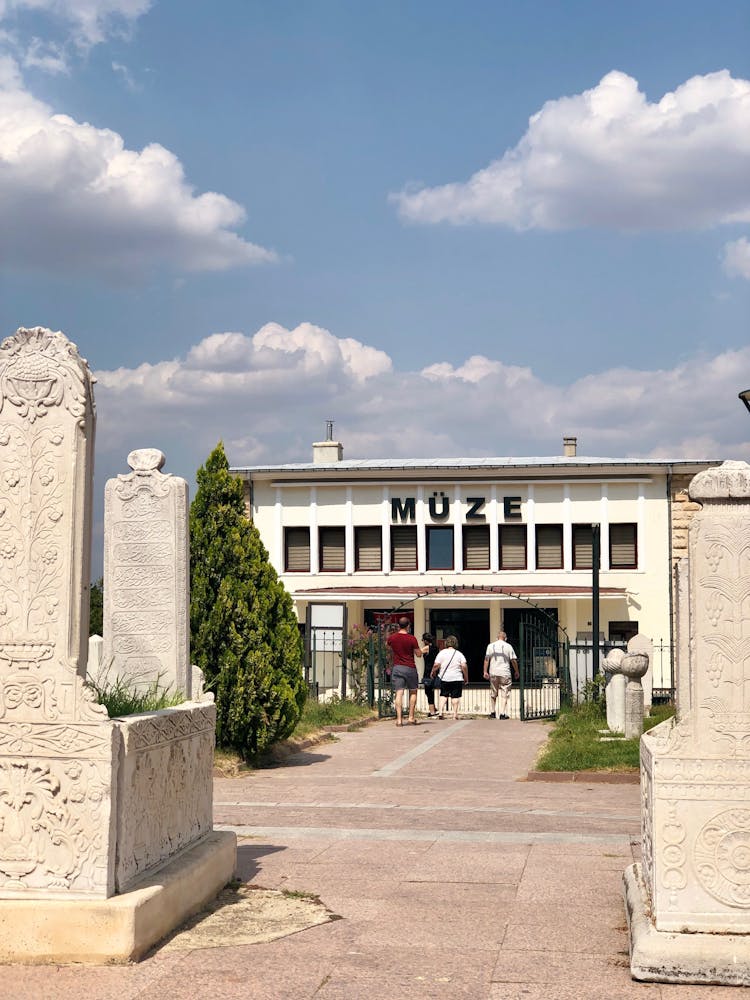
[231,433,717,694]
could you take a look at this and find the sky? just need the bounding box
[1,0,750,556]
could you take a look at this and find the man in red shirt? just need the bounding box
[386,617,427,726]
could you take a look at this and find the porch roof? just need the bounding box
[291,585,627,602]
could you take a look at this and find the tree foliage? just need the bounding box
[89,577,103,636]
[190,442,306,758]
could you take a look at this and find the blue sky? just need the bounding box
[1,0,750,523]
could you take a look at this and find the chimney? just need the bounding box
[313,420,343,464]
[563,436,577,458]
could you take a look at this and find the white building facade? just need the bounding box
[231,437,715,698]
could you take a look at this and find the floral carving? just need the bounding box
[695,808,750,908]
[0,328,93,424]
[0,421,65,646]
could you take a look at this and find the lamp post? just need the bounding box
[740,390,750,415]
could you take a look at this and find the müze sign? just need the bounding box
[391,495,522,522]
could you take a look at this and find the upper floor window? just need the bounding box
[285,527,310,572]
[319,527,345,572]
[499,524,526,569]
[427,525,454,570]
[355,526,382,572]
[610,523,637,569]
[572,524,594,570]
[536,525,563,569]
[463,525,489,570]
[391,525,417,571]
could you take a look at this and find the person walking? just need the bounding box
[431,635,468,720]
[421,632,440,718]
[386,617,426,726]
[483,629,519,719]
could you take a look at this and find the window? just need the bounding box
[609,620,639,643]
[355,527,382,571]
[285,527,310,572]
[319,527,345,572]
[391,525,417,570]
[499,525,526,569]
[427,526,454,570]
[610,523,637,568]
[536,525,563,569]
[573,524,594,570]
[463,525,489,570]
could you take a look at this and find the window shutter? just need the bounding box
[320,527,345,571]
[285,528,310,572]
[463,525,489,569]
[355,527,382,571]
[573,525,593,570]
[499,525,526,569]
[536,525,563,569]
[610,523,637,568]
[391,526,417,570]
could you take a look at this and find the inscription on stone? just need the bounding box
[104,449,190,697]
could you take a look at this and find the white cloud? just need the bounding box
[0,62,277,277]
[394,70,750,232]
[91,321,750,496]
[0,0,151,48]
[111,60,136,90]
[22,37,67,73]
[723,237,750,279]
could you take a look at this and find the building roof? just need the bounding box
[231,455,719,479]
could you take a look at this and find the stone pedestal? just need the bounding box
[625,461,750,983]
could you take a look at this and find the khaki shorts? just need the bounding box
[489,674,513,695]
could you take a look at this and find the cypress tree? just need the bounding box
[190,442,306,758]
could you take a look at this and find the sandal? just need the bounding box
[395,721,403,727]
[409,719,420,726]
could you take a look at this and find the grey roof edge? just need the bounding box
[230,456,722,474]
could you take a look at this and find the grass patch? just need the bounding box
[535,700,675,772]
[292,698,375,739]
[87,673,184,717]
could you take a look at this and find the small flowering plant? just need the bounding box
[346,623,374,704]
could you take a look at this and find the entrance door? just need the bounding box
[505,607,570,720]
[428,609,489,682]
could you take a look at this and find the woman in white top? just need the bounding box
[430,634,469,720]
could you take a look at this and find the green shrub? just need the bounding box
[190,442,306,760]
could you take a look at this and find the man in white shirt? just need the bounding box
[483,629,519,719]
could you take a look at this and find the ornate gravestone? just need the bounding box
[0,328,117,897]
[625,461,750,985]
[103,449,191,697]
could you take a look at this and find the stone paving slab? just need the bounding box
[0,716,745,999]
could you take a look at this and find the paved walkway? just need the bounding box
[0,717,742,999]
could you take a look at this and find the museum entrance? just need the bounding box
[428,608,490,683]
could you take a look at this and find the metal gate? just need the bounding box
[517,610,571,721]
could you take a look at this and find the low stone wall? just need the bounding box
[113,702,216,893]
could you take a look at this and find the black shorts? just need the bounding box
[440,680,463,700]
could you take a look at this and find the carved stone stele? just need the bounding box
[626,462,750,985]
[104,448,191,698]
[0,328,117,898]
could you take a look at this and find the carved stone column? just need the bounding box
[104,448,191,698]
[625,460,750,984]
[0,328,117,898]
